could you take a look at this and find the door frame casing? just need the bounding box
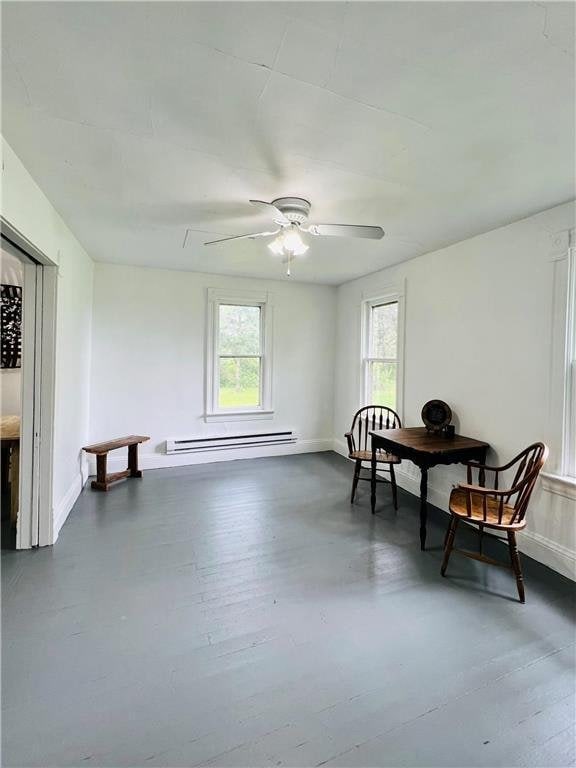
[1,219,57,548]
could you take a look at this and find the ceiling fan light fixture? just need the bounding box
[267,236,285,256]
[267,226,309,257]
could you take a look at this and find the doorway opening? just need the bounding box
[0,247,23,548]
[0,234,57,549]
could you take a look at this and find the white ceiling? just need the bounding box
[2,1,574,285]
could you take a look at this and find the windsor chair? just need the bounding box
[441,442,548,602]
[345,406,401,508]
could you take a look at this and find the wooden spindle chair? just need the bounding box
[345,406,402,509]
[441,442,548,602]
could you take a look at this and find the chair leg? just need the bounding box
[507,531,525,603]
[350,460,361,503]
[389,463,398,511]
[441,516,459,576]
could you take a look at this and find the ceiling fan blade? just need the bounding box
[305,224,385,239]
[249,199,291,226]
[204,229,279,245]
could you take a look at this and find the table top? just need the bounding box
[370,426,488,455]
[0,415,20,442]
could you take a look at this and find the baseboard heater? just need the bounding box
[166,430,297,454]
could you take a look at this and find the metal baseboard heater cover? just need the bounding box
[166,430,297,454]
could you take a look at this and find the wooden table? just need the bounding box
[0,415,20,527]
[370,427,489,550]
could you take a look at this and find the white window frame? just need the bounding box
[360,284,405,419]
[562,243,576,479]
[542,230,576,500]
[205,288,273,422]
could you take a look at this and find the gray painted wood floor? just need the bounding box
[2,452,575,768]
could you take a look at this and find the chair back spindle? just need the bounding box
[349,406,402,453]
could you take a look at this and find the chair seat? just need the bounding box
[449,488,525,530]
[349,450,401,464]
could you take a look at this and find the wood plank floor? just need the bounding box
[2,452,574,767]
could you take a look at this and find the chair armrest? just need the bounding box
[456,479,529,497]
[344,432,354,453]
[456,482,501,496]
[466,456,530,474]
[465,459,504,473]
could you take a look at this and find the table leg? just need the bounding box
[370,436,377,514]
[419,466,428,551]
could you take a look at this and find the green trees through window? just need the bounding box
[218,304,262,408]
[368,301,398,410]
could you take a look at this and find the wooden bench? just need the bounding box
[82,435,150,491]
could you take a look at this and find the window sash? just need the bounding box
[365,360,398,410]
[217,355,262,410]
[369,302,398,359]
[566,360,576,477]
[217,303,263,357]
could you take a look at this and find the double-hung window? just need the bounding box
[542,231,576,499]
[562,244,576,478]
[206,289,273,421]
[362,290,404,414]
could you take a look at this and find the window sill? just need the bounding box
[205,410,274,423]
[541,473,576,501]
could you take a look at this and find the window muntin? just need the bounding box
[370,302,398,358]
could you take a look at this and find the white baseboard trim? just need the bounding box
[333,438,349,459]
[332,439,575,581]
[52,473,84,542]
[519,530,576,581]
[81,456,90,486]
[89,438,333,474]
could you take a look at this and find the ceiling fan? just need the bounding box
[204,197,384,276]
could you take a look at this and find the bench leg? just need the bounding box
[91,454,109,491]
[128,444,142,478]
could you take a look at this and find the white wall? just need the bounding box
[89,264,336,469]
[1,137,94,541]
[0,248,23,416]
[334,201,576,580]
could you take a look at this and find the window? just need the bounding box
[206,289,273,421]
[562,245,576,478]
[362,290,404,414]
[542,231,576,499]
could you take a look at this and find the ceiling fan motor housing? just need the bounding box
[271,197,311,224]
